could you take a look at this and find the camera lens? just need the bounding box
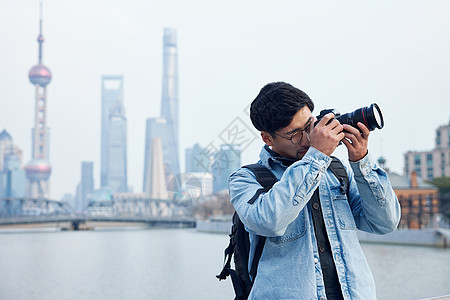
[339,103,384,132]
[369,103,384,130]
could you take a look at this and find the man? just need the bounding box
[229,82,401,299]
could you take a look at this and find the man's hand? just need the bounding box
[341,122,369,161]
[309,113,345,156]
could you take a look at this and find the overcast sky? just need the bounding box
[1,0,449,200]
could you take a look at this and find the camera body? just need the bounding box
[315,103,384,133]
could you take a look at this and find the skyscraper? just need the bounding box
[143,118,169,195]
[25,4,52,199]
[107,102,127,192]
[0,130,26,198]
[75,161,94,211]
[101,75,127,192]
[142,28,180,195]
[144,137,169,199]
[160,28,180,179]
[212,144,241,194]
[185,143,211,173]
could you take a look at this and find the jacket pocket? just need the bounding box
[269,209,307,243]
[331,191,357,230]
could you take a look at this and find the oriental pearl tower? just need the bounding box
[25,4,52,199]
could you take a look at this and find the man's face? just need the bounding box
[262,106,313,160]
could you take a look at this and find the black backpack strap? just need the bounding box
[217,214,247,299]
[242,164,278,204]
[249,235,266,281]
[329,156,349,195]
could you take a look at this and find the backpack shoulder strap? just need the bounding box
[242,164,278,204]
[328,156,349,195]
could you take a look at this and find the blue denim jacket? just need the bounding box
[229,145,401,300]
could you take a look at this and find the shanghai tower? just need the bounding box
[25,3,52,199]
[160,28,180,179]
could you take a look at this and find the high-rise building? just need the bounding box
[0,130,23,170]
[107,102,127,192]
[142,28,180,196]
[143,118,169,196]
[0,130,26,198]
[185,143,211,173]
[74,161,94,211]
[143,137,169,199]
[101,75,127,192]
[212,144,241,194]
[404,119,450,181]
[25,5,52,199]
[160,28,180,179]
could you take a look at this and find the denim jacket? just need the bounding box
[229,145,401,300]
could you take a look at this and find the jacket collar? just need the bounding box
[259,144,299,168]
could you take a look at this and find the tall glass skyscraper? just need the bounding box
[143,28,180,195]
[80,161,94,210]
[160,28,180,178]
[0,130,26,198]
[101,75,127,192]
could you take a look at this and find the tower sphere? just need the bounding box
[25,158,51,181]
[29,64,52,87]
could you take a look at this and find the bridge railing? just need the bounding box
[0,197,73,218]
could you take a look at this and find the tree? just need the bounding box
[430,177,450,220]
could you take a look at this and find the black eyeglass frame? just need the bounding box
[271,121,312,145]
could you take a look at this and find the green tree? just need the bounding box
[430,177,450,219]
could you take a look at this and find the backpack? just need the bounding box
[216,157,349,300]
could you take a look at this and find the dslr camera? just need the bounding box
[315,103,384,132]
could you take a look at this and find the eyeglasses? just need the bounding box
[272,121,311,145]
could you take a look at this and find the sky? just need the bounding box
[1,0,449,200]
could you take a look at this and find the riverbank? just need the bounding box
[196,218,450,248]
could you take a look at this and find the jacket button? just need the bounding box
[313,203,320,210]
[319,246,325,253]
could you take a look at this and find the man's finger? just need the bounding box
[316,113,335,127]
[357,122,370,139]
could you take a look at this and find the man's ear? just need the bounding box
[261,131,274,146]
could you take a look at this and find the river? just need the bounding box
[0,228,448,300]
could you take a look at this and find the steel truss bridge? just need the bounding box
[0,197,195,230]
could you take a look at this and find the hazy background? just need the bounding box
[1,0,449,200]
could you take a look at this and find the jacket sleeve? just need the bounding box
[347,153,401,234]
[229,147,331,237]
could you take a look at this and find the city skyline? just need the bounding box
[1,1,449,199]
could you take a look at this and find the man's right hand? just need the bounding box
[308,113,345,156]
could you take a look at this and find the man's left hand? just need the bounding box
[341,122,369,162]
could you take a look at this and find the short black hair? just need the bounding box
[250,82,314,133]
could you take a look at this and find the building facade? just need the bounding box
[212,144,241,194]
[404,120,450,182]
[101,75,128,192]
[143,118,170,196]
[185,143,211,173]
[107,103,127,193]
[74,161,94,211]
[159,28,180,179]
[0,131,26,198]
[390,171,439,229]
